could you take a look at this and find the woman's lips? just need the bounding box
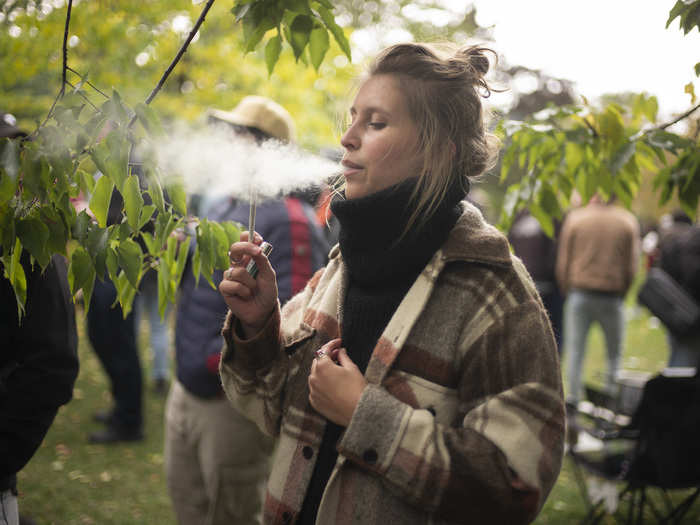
[341,160,363,176]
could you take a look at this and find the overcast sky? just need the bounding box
[469,0,699,120]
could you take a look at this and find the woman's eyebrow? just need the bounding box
[349,105,391,118]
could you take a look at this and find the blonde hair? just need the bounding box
[341,42,500,235]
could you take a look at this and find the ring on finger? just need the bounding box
[315,348,328,360]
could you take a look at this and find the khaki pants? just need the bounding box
[165,381,275,525]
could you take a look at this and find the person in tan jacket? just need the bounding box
[556,194,640,407]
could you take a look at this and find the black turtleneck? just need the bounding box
[297,178,464,524]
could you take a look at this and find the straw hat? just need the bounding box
[206,96,296,142]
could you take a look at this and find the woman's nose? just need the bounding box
[340,124,359,151]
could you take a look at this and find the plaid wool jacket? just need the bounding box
[220,202,565,525]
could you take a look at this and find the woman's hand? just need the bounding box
[308,339,368,427]
[219,231,278,338]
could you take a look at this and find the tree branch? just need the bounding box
[67,66,110,99]
[128,0,216,128]
[61,0,73,96]
[65,80,101,112]
[655,102,700,131]
[35,0,73,132]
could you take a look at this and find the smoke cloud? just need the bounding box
[149,125,342,202]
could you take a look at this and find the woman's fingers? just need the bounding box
[228,241,262,267]
[219,278,253,300]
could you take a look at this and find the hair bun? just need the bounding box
[460,46,491,77]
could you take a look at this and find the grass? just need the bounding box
[16,302,700,524]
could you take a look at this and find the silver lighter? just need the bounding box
[245,241,273,279]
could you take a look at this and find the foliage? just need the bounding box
[497,94,700,236]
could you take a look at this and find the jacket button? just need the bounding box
[282,511,292,523]
[302,446,313,459]
[363,449,378,464]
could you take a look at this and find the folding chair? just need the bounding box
[567,369,700,524]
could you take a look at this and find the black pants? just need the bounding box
[87,278,142,430]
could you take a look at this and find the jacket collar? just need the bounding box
[328,200,512,270]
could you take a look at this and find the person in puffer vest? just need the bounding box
[219,43,565,525]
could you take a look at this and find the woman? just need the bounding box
[219,43,565,525]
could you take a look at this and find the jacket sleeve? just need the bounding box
[219,275,318,437]
[337,299,564,524]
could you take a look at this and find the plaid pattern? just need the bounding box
[221,202,565,525]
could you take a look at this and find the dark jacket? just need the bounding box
[659,224,700,304]
[175,196,329,399]
[0,253,79,492]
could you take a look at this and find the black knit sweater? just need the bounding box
[297,178,463,524]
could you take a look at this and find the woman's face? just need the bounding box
[340,74,423,200]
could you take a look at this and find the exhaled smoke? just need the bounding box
[148,124,341,202]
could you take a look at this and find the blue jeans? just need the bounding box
[87,278,142,429]
[137,271,171,381]
[564,289,625,404]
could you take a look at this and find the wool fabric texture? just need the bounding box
[298,179,462,523]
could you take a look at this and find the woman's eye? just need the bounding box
[369,122,386,130]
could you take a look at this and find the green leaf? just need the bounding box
[196,219,215,289]
[69,246,95,297]
[173,236,191,292]
[244,16,275,53]
[155,211,177,250]
[90,175,114,228]
[695,62,700,77]
[209,221,230,270]
[666,0,690,28]
[221,221,241,246]
[289,15,313,60]
[106,244,119,283]
[157,258,171,318]
[597,105,625,144]
[122,175,145,231]
[117,238,143,289]
[134,103,165,136]
[315,5,351,59]
[40,207,68,257]
[140,231,157,256]
[114,270,137,318]
[16,217,50,268]
[166,180,187,217]
[265,34,283,75]
[86,225,109,279]
[287,0,313,14]
[3,238,27,317]
[138,204,156,232]
[191,243,202,286]
[77,169,95,196]
[104,131,129,190]
[309,25,329,70]
[609,141,637,175]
